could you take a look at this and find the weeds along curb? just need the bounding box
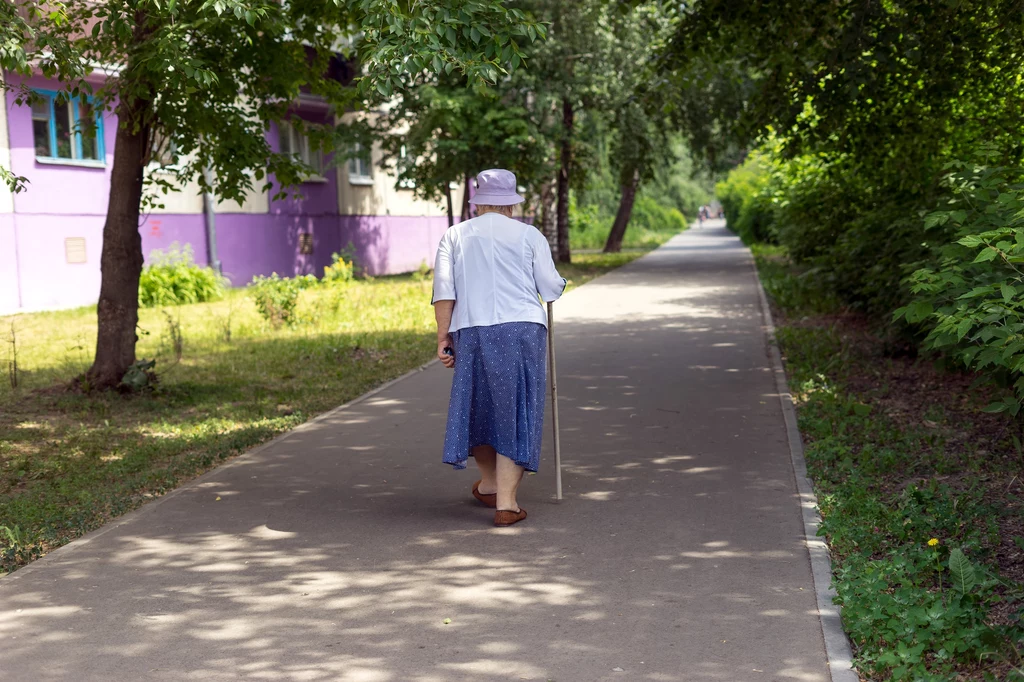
[750,255,860,682]
[0,359,440,585]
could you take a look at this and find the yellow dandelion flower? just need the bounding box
[927,538,939,547]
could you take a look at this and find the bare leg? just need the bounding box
[473,445,497,494]
[496,453,525,512]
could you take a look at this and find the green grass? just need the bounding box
[757,249,1024,681]
[0,252,644,574]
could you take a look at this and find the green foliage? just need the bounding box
[715,151,776,244]
[949,549,978,595]
[120,358,157,392]
[752,245,841,317]
[897,163,1024,416]
[719,143,938,316]
[645,166,711,222]
[2,0,545,204]
[671,2,1024,179]
[0,524,40,567]
[139,243,225,308]
[249,273,317,329]
[570,193,686,250]
[773,321,1016,680]
[372,82,549,216]
[631,195,687,234]
[356,2,546,98]
[411,260,432,283]
[683,2,1024,319]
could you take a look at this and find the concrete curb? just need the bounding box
[0,359,440,586]
[750,256,860,682]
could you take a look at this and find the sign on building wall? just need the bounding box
[64,237,87,264]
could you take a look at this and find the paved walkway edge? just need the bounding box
[1,359,439,585]
[751,256,859,682]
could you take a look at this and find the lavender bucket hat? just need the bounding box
[469,168,525,206]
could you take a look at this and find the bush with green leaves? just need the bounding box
[719,145,939,317]
[249,273,317,329]
[630,195,687,234]
[569,193,687,250]
[897,162,1024,416]
[139,243,226,308]
[715,151,777,244]
[323,251,355,284]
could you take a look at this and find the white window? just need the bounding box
[279,120,323,178]
[31,90,103,163]
[347,142,373,185]
[397,145,415,189]
[149,131,178,170]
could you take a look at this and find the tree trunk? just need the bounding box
[538,178,558,259]
[445,183,454,227]
[84,93,150,390]
[555,96,573,263]
[461,173,472,222]
[604,168,641,253]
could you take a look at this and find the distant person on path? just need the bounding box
[431,169,566,527]
[698,205,708,227]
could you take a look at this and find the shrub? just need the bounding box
[568,195,612,249]
[323,250,355,284]
[897,162,1024,416]
[139,243,225,307]
[715,151,777,244]
[720,145,937,317]
[249,273,317,328]
[630,194,687,234]
[569,193,687,250]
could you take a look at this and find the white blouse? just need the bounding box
[431,213,566,333]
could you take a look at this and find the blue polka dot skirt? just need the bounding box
[443,322,548,473]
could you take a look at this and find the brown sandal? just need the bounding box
[494,508,527,527]
[472,480,497,508]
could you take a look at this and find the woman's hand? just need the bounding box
[438,337,455,369]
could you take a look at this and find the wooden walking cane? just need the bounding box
[547,301,563,501]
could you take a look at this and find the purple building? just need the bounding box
[0,73,461,315]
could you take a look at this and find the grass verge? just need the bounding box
[0,251,644,575]
[753,243,1024,681]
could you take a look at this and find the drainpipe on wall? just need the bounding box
[0,72,22,310]
[201,165,221,274]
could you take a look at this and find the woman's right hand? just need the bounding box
[438,338,455,369]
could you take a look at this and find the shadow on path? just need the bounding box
[0,221,830,682]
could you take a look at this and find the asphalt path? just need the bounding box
[0,220,831,681]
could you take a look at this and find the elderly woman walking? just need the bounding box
[431,169,566,527]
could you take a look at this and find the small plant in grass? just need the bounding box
[5,320,17,389]
[323,250,355,285]
[412,260,432,282]
[139,243,227,307]
[0,525,40,569]
[249,273,317,329]
[163,312,184,362]
[120,358,157,392]
[217,296,238,343]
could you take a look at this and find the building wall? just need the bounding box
[0,214,19,313]
[0,75,456,315]
[336,111,462,220]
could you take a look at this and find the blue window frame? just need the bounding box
[30,89,105,163]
